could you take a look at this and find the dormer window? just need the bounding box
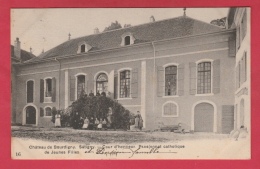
[77,42,92,54]
[121,32,135,46]
[81,44,85,53]
[125,36,130,45]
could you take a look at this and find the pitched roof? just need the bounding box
[11,45,36,62]
[28,16,223,62]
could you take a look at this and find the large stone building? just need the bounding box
[12,9,249,133]
[226,8,250,133]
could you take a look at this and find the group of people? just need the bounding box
[82,117,109,130]
[54,110,144,131]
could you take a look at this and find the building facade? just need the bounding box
[227,8,250,132]
[12,12,242,133]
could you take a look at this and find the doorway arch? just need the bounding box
[23,104,38,126]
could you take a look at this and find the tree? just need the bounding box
[103,21,122,32]
[210,17,226,28]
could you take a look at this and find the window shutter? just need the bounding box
[52,77,56,102]
[242,10,247,40]
[236,26,240,52]
[228,37,236,57]
[114,71,118,99]
[177,64,184,96]
[40,107,44,117]
[235,65,239,89]
[131,68,138,98]
[239,61,242,87]
[27,81,34,103]
[213,59,220,94]
[70,76,76,101]
[157,66,164,97]
[189,62,196,95]
[87,73,94,95]
[40,79,44,103]
[244,52,247,82]
[241,56,245,84]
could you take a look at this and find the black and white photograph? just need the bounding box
[11,8,250,159]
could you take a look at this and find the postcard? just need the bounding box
[11,7,250,159]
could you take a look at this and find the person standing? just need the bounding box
[55,112,61,128]
[82,117,90,129]
[139,115,143,130]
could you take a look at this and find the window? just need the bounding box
[197,62,211,94]
[125,36,130,45]
[77,75,85,99]
[27,80,34,103]
[163,102,178,117]
[121,32,135,46]
[45,78,52,97]
[81,44,85,53]
[45,107,52,116]
[165,66,177,96]
[96,73,108,94]
[120,70,130,98]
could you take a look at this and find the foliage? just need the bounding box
[60,92,134,129]
[210,17,226,28]
[103,21,122,32]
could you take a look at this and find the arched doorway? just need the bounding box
[25,106,36,124]
[194,103,214,132]
[240,99,245,127]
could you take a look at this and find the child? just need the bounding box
[97,120,102,130]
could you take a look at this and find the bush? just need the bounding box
[67,92,133,129]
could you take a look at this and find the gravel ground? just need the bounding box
[12,126,230,144]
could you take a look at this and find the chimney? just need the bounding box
[94,28,99,34]
[30,47,32,53]
[14,37,21,60]
[150,16,155,22]
[68,33,71,40]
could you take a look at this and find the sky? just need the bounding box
[11,8,229,56]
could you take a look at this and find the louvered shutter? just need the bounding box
[228,37,236,57]
[131,68,138,98]
[52,77,56,102]
[236,26,240,52]
[235,65,239,89]
[40,107,44,117]
[213,59,220,94]
[157,66,164,97]
[70,76,76,101]
[114,71,118,99]
[87,73,94,95]
[189,62,196,95]
[40,79,44,103]
[177,64,184,96]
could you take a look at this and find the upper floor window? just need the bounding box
[121,32,135,46]
[45,107,52,116]
[96,73,108,94]
[120,70,131,98]
[45,78,52,97]
[165,66,177,96]
[81,44,86,53]
[77,75,85,99]
[27,80,34,103]
[40,77,56,103]
[197,62,211,94]
[77,42,92,54]
[124,36,130,46]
